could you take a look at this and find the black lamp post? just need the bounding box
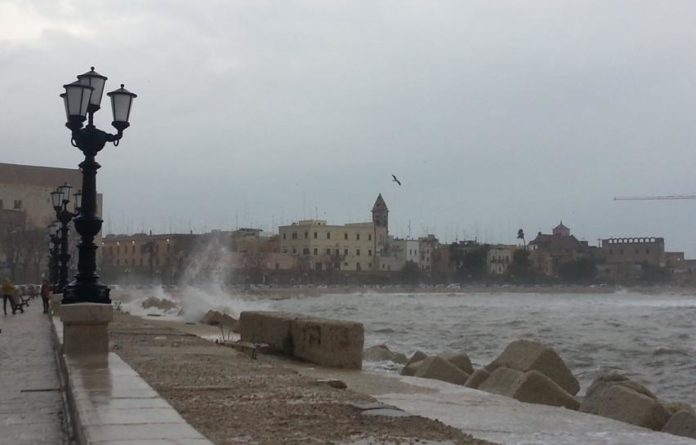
[60,67,136,305]
[48,222,61,287]
[51,185,81,293]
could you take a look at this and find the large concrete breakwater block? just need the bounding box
[239,311,364,369]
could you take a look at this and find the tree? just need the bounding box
[558,257,597,284]
[507,248,535,283]
[400,260,421,285]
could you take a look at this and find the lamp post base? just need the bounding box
[61,303,113,355]
[62,282,111,305]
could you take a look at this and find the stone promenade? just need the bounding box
[0,299,67,445]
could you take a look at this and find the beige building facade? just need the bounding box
[487,245,516,275]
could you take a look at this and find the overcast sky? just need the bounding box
[2,1,696,254]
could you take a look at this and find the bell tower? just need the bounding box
[372,193,388,233]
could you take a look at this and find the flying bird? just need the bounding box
[391,174,402,186]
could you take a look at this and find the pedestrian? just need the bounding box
[2,279,16,315]
[40,280,51,314]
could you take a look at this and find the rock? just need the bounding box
[405,351,427,367]
[363,345,407,364]
[479,367,524,396]
[444,353,474,375]
[414,356,470,385]
[580,373,656,414]
[662,401,695,416]
[400,359,424,376]
[508,370,580,410]
[200,310,239,332]
[595,385,671,430]
[486,340,579,395]
[141,296,178,311]
[663,410,696,439]
[465,368,491,389]
[316,379,347,389]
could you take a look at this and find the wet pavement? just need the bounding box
[0,298,67,445]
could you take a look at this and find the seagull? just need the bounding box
[391,174,402,186]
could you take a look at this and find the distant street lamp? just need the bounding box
[60,67,136,304]
[51,184,81,292]
[48,221,61,287]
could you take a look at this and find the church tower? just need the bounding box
[372,194,389,232]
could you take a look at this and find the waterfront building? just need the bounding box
[487,244,516,275]
[528,222,592,277]
[600,237,665,267]
[278,195,389,272]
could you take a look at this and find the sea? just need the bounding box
[114,287,696,406]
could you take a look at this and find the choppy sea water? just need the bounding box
[265,291,696,405]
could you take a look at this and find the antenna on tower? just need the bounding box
[408,220,412,239]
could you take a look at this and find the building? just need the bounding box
[101,232,198,283]
[600,237,665,267]
[0,162,94,282]
[487,244,516,275]
[528,222,592,277]
[278,195,388,272]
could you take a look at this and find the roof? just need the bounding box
[529,233,587,251]
[554,221,569,231]
[0,162,82,189]
[372,193,388,211]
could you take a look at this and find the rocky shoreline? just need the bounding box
[365,340,696,440]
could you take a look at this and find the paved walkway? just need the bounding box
[0,298,68,445]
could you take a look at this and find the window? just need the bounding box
[326,248,331,255]
[303,248,310,255]
[356,263,361,271]
[356,233,360,241]
[0,199,3,209]
[344,233,348,240]
[368,263,372,268]
[132,245,135,254]
[292,232,297,240]
[368,249,372,256]
[313,248,318,255]
[304,232,308,239]
[356,249,361,256]
[292,248,297,254]
[13,200,21,209]
[314,232,318,239]
[327,232,331,239]
[344,249,348,255]
[335,249,340,255]
[283,233,286,240]
[368,234,372,241]
[283,249,287,253]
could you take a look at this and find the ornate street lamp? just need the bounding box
[48,222,61,287]
[51,184,80,293]
[60,67,137,304]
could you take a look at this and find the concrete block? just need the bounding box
[61,303,113,355]
[509,370,580,410]
[465,368,491,389]
[581,373,657,414]
[663,410,696,439]
[414,356,470,385]
[479,366,524,396]
[596,385,671,430]
[240,311,364,369]
[486,339,579,395]
[400,359,424,376]
[239,311,295,354]
[405,351,427,367]
[290,316,364,369]
[444,353,474,375]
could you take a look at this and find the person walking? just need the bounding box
[40,280,51,314]
[3,279,16,315]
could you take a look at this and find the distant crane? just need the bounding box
[613,194,696,201]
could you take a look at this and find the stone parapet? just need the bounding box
[61,303,113,355]
[240,311,364,369]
